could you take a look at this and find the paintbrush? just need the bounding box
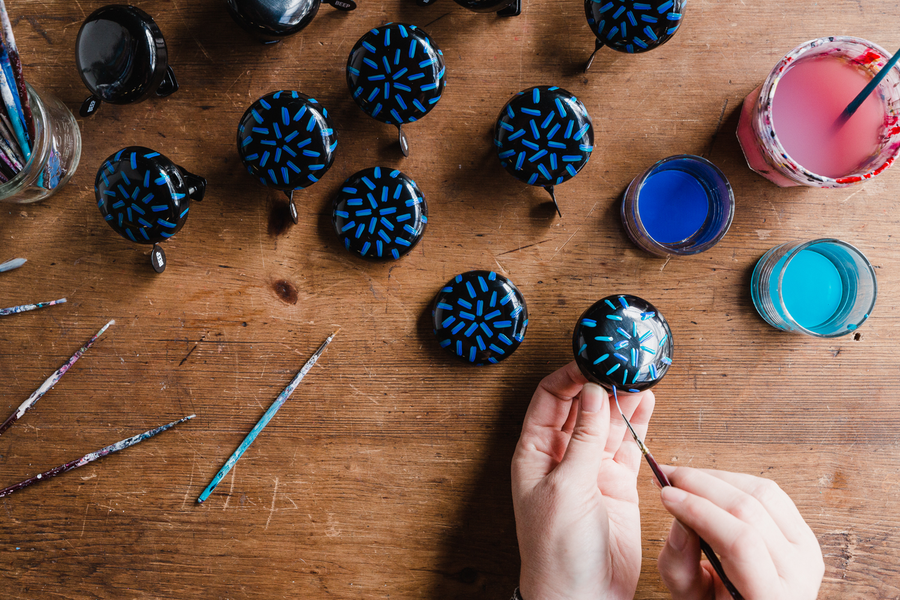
[0,257,25,272]
[612,386,745,600]
[0,320,114,437]
[0,0,31,140]
[197,331,337,503]
[0,297,65,316]
[0,415,196,498]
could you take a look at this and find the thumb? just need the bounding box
[558,383,610,480]
[658,519,712,599]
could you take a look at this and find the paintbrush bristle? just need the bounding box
[612,386,649,455]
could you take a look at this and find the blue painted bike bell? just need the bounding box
[347,23,446,157]
[584,0,686,71]
[95,146,206,272]
[237,91,337,224]
[433,271,529,365]
[494,86,594,216]
[572,294,673,392]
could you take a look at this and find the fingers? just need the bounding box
[612,390,655,472]
[663,467,793,563]
[557,383,611,481]
[658,519,713,600]
[603,388,645,458]
[660,485,780,599]
[685,468,815,546]
[521,361,588,437]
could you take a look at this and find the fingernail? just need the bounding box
[581,383,605,413]
[661,486,688,504]
[669,520,690,551]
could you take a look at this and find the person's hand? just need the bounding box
[511,361,655,600]
[657,466,824,600]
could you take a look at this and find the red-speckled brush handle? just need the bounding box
[643,450,744,600]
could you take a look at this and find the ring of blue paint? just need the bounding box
[622,154,733,256]
[432,271,528,365]
[346,23,446,125]
[332,166,428,261]
[750,239,877,337]
[572,294,673,391]
[584,0,686,54]
[237,91,337,191]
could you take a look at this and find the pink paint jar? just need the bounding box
[736,36,900,188]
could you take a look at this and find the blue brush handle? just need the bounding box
[843,47,900,119]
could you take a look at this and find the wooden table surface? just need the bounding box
[2,0,899,598]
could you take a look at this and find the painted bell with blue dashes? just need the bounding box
[95,146,206,272]
[572,294,673,392]
[584,0,686,71]
[237,91,337,224]
[432,271,528,365]
[494,86,594,217]
[332,167,428,261]
[347,23,446,157]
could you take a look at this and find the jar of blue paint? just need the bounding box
[750,239,877,337]
[621,154,734,256]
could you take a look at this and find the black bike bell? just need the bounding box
[76,5,179,117]
[226,0,356,44]
[417,0,521,17]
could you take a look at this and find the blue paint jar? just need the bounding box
[621,154,733,256]
[750,239,877,337]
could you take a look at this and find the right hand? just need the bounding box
[656,466,824,600]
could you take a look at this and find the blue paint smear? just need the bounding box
[777,249,843,329]
[638,169,709,244]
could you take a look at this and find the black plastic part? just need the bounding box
[151,243,167,273]
[156,66,179,97]
[325,0,356,10]
[497,0,521,17]
[180,168,206,202]
[80,95,101,117]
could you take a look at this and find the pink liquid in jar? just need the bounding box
[772,56,885,178]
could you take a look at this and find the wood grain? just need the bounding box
[2,0,900,598]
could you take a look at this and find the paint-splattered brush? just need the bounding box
[0,257,25,272]
[0,414,195,498]
[0,319,114,437]
[0,297,66,316]
[197,331,337,503]
[612,386,745,600]
[0,0,31,140]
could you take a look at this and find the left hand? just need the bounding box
[511,361,656,600]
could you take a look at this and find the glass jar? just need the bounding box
[750,239,877,337]
[0,83,81,203]
[736,36,900,188]
[621,154,734,256]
